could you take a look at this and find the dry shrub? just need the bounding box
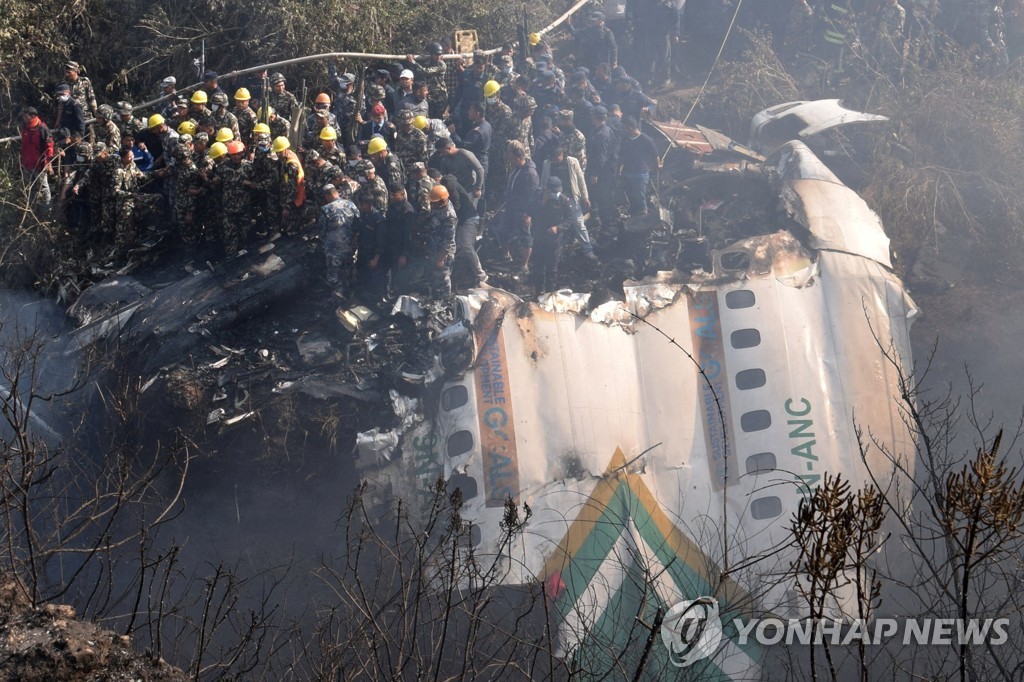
[863,51,1024,264]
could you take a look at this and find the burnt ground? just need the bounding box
[0,575,188,682]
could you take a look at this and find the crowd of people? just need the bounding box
[18,14,668,301]
[15,0,1019,302]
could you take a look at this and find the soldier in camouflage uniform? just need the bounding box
[555,110,587,172]
[511,95,536,157]
[406,43,449,118]
[173,143,204,244]
[94,105,121,151]
[318,127,346,166]
[260,107,291,140]
[80,143,117,240]
[267,73,300,121]
[485,83,515,203]
[219,143,258,253]
[275,138,307,231]
[304,94,339,149]
[115,102,146,139]
[405,162,433,214]
[188,92,217,135]
[233,89,259,145]
[423,187,458,300]
[317,184,360,297]
[368,140,407,196]
[246,132,277,233]
[357,165,389,215]
[393,110,429,172]
[65,61,97,116]
[305,150,345,206]
[210,93,240,140]
[111,148,160,256]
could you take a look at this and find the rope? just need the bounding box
[1,0,591,144]
[681,0,743,126]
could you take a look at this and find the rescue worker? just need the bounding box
[210,92,240,140]
[318,126,346,166]
[318,183,359,298]
[618,115,659,218]
[64,61,98,116]
[367,137,406,196]
[273,136,306,232]
[393,110,430,171]
[189,90,216,134]
[54,84,86,140]
[353,193,388,296]
[497,143,539,273]
[430,138,484,205]
[574,11,620,71]
[64,141,93,241]
[19,106,55,215]
[541,145,597,261]
[406,42,449,118]
[219,140,257,253]
[111,148,160,257]
[304,93,339,148]
[528,176,574,294]
[233,88,259,144]
[424,183,458,299]
[173,143,205,244]
[267,73,300,120]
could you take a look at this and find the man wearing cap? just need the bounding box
[157,76,177,100]
[304,93,339,148]
[210,93,240,140]
[609,76,656,121]
[64,61,97,116]
[111,148,161,257]
[574,11,619,72]
[19,107,55,215]
[497,142,539,273]
[391,69,415,113]
[405,161,433,214]
[405,43,449,118]
[541,145,597,261]
[554,110,587,171]
[200,71,226,99]
[64,141,93,240]
[352,191,388,296]
[267,73,300,121]
[359,103,397,146]
[304,150,343,207]
[317,183,359,298]
[586,105,616,228]
[527,176,574,292]
[328,69,359,142]
[116,102,146,138]
[54,85,87,140]
[393,110,429,172]
[94,105,121,150]
[173,143,204,244]
[511,95,536,154]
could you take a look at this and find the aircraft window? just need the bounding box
[751,496,783,520]
[719,251,751,272]
[447,430,474,458]
[741,410,772,432]
[725,290,756,309]
[441,385,469,411]
[731,329,761,349]
[448,473,478,500]
[735,368,766,390]
[746,452,776,474]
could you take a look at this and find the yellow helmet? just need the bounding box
[177,120,197,135]
[366,137,388,155]
[412,115,428,131]
[253,122,271,135]
[271,136,291,153]
[319,126,338,141]
[147,113,165,129]
[234,87,251,101]
[483,80,501,98]
[257,106,274,120]
[208,141,228,160]
[215,127,234,143]
[528,32,541,46]
[190,90,208,104]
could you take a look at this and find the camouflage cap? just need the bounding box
[194,132,209,143]
[117,101,133,114]
[367,84,385,100]
[93,142,107,156]
[305,149,321,162]
[75,142,92,158]
[322,183,337,194]
[270,72,285,84]
[211,92,229,105]
[396,110,414,124]
[514,95,537,111]
[178,133,193,145]
[557,109,574,120]
[409,161,426,172]
[97,104,114,118]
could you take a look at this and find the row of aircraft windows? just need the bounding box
[726,288,782,520]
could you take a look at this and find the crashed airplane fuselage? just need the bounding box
[359,140,918,679]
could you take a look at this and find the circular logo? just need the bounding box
[661,597,723,667]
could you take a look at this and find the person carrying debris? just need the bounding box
[318,184,359,299]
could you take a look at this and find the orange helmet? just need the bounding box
[226,140,245,155]
[315,92,331,105]
[428,184,449,203]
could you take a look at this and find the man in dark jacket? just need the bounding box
[618,116,660,217]
[497,143,539,272]
[527,176,574,294]
[430,139,485,205]
[353,193,388,298]
[54,84,86,140]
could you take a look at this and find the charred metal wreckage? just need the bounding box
[70,102,912,679]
